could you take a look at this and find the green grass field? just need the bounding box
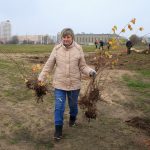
[0,44,95,53]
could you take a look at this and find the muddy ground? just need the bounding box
[0,51,150,150]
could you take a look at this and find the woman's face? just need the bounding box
[62,35,73,47]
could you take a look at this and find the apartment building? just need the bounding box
[17,35,55,44]
[57,33,121,45]
[0,20,11,43]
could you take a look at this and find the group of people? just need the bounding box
[95,40,110,50]
[95,39,133,54]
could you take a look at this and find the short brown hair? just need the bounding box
[61,28,75,40]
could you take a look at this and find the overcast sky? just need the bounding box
[0,0,149,38]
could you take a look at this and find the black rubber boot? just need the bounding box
[54,125,63,140]
[69,116,76,127]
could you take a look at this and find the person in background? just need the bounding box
[126,40,133,54]
[99,40,104,50]
[107,41,111,50]
[94,40,98,49]
[38,28,96,140]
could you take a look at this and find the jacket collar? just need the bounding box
[61,41,75,50]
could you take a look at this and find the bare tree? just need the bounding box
[9,36,19,44]
[129,34,142,45]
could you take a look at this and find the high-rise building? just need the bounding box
[0,20,11,43]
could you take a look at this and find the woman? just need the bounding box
[38,28,96,140]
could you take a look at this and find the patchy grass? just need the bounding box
[117,53,150,70]
[137,69,150,77]
[122,75,150,89]
[0,50,150,149]
[121,71,150,117]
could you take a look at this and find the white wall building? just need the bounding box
[17,35,55,44]
[0,20,11,43]
[57,33,122,45]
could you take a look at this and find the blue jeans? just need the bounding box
[54,88,80,125]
